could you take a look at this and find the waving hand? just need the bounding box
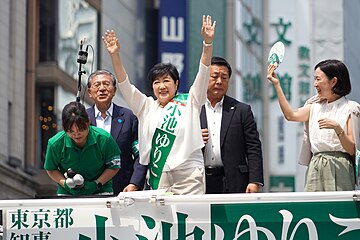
[201,15,216,44]
[102,30,120,56]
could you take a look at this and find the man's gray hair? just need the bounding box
[87,69,117,88]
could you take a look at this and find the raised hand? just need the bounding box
[201,15,216,44]
[102,30,127,82]
[102,30,120,55]
[267,64,280,85]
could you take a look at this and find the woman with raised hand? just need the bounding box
[102,15,216,194]
[267,59,360,191]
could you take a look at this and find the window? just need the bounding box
[38,86,57,168]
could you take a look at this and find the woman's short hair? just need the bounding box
[147,63,179,85]
[62,102,89,132]
[87,69,117,88]
[314,59,351,96]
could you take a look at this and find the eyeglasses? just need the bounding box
[91,81,113,89]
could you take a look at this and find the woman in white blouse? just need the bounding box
[267,59,359,191]
[102,15,216,194]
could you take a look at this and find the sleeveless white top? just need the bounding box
[309,97,350,153]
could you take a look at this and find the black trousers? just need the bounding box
[205,174,227,193]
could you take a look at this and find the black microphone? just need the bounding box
[76,39,87,102]
[77,40,88,65]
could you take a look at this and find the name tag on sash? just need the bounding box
[149,94,188,189]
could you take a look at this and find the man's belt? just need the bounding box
[205,166,224,176]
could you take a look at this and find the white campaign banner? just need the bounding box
[2,191,360,240]
[3,190,212,240]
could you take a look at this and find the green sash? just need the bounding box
[149,94,188,189]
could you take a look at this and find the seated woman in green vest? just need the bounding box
[102,15,216,194]
[44,101,121,196]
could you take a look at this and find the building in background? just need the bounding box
[0,0,35,198]
[225,0,268,189]
[265,0,312,192]
[0,0,149,198]
[1,0,360,198]
[226,0,360,192]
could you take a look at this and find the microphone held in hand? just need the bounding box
[73,174,84,188]
[64,168,84,189]
[65,178,76,188]
[64,168,76,178]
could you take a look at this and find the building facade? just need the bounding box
[0,0,149,199]
[0,0,36,198]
